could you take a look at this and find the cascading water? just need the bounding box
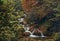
[18,14,46,38]
[30,29,40,38]
[38,30,46,37]
[23,25,31,32]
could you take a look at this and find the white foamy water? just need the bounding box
[39,30,46,37]
[22,24,46,38]
[30,35,38,37]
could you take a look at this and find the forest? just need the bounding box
[0,0,60,41]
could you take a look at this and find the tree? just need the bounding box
[0,0,24,41]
